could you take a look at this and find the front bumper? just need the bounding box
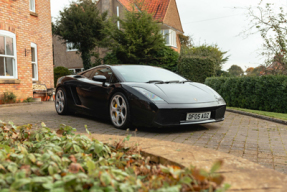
[152,104,226,127]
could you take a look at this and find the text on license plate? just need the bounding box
[186,112,211,121]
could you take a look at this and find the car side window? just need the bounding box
[91,67,116,83]
[81,70,94,78]
[110,74,119,83]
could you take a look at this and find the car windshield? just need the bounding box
[113,65,186,83]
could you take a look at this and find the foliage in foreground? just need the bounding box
[205,75,287,113]
[0,121,230,192]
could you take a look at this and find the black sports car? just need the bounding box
[55,65,226,129]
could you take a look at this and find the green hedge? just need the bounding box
[205,75,287,113]
[178,56,216,83]
[54,66,71,87]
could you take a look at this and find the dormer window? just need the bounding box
[30,0,35,12]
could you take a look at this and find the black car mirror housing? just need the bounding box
[92,75,106,86]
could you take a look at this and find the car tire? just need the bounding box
[55,87,70,115]
[109,92,131,129]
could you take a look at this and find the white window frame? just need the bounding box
[31,43,38,81]
[69,68,84,75]
[117,6,120,29]
[66,42,78,52]
[30,0,35,12]
[0,30,17,79]
[161,29,177,48]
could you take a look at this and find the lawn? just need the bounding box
[227,107,287,121]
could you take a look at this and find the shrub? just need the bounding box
[205,75,287,113]
[23,97,34,103]
[104,46,179,72]
[54,66,71,87]
[2,92,17,104]
[178,56,216,83]
[147,46,179,72]
[0,121,230,191]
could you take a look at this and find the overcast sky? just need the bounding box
[51,0,287,71]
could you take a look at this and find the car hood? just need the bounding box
[124,82,221,104]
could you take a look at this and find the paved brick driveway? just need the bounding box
[1,102,287,174]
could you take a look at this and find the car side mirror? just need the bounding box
[92,75,106,86]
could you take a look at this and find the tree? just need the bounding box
[104,8,166,65]
[252,65,266,76]
[245,67,254,76]
[181,44,229,73]
[54,0,107,70]
[242,3,287,72]
[178,34,193,48]
[228,65,244,76]
[216,70,231,77]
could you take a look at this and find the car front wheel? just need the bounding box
[109,92,130,129]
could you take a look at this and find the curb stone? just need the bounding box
[226,108,287,126]
[0,101,43,108]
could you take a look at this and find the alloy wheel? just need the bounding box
[110,95,127,127]
[56,89,65,113]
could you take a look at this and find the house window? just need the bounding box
[117,6,120,29]
[0,30,17,79]
[161,29,177,48]
[66,42,78,52]
[30,0,35,12]
[31,43,38,81]
[69,68,84,75]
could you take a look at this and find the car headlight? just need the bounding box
[212,90,225,103]
[133,87,164,102]
[202,85,224,100]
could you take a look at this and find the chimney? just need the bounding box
[102,0,113,17]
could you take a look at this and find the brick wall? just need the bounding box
[163,0,183,33]
[0,0,53,102]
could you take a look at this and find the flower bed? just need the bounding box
[0,121,230,191]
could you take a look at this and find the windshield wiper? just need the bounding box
[164,80,180,84]
[146,80,164,84]
[181,80,192,83]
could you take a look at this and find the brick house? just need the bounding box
[53,0,184,73]
[0,0,54,103]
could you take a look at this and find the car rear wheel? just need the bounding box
[55,87,70,115]
[110,93,130,129]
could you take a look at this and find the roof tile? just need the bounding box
[118,0,170,22]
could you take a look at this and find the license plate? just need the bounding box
[186,112,211,121]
